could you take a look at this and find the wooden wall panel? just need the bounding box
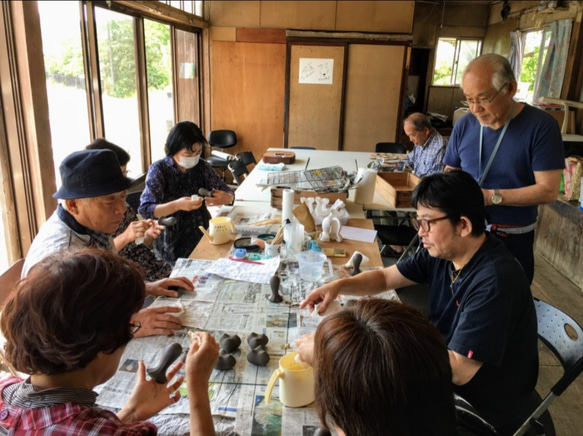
[260,1,337,30]
[208,1,260,28]
[336,1,414,33]
[210,41,286,161]
[288,45,345,150]
[343,44,406,152]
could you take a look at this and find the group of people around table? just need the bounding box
[0,53,564,435]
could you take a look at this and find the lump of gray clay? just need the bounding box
[269,273,283,303]
[215,353,237,370]
[350,253,363,276]
[247,332,269,349]
[147,342,183,383]
[247,345,270,366]
[220,333,241,353]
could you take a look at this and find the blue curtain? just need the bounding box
[508,29,524,80]
[535,19,573,101]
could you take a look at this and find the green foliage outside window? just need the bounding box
[44,19,170,98]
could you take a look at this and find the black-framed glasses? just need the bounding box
[129,321,142,336]
[460,82,508,107]
[411,215,452,232]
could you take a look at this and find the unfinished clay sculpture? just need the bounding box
[269,273,283,303]
[247,345,270,366]
[147,343,183,383]
[351,253,363,276]
[220,333,242,353]
[215,352,237,370]
[247,332,269,349]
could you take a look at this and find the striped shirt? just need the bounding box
[0,376,157,435]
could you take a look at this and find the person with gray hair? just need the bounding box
[403,112,448,177]
[444,53,564,284]
[22,149,194,337]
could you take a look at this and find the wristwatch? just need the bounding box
[491,189,503,205]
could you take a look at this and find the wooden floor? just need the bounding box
[384,250,583,435]
[530,252,583,436]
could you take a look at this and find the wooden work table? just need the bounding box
[190,218,382,268]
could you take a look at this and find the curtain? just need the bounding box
[508,29,524,80]
[534,19,573,101]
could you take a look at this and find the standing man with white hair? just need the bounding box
[444,53,564,283]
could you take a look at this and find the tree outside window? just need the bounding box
[516,29,552,103]
[433,38,482,86]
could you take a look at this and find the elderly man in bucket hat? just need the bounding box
[22,149,194,338]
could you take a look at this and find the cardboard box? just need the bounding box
[270,187,347,210]
[375,172,420,208]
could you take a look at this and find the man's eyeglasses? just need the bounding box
[129,321,142,336]
[411,215,452,232]
[460,82,508,107]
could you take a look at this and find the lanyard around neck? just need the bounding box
[478,101,516,186]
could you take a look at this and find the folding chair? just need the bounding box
[513,298,583,436]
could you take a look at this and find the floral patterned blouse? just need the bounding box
[115,204,173,281]
[138,156,233,264]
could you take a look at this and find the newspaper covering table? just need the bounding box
[95,258,398,435]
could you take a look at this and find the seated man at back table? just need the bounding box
[22,149,193,338]
[403,112,448,177]
[301,170,538,435]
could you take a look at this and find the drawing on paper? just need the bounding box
[299,58,334,84]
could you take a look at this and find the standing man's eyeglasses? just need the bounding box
[460,82,509,107]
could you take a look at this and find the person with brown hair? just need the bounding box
[298,299,458,436]
[0,249,219,435]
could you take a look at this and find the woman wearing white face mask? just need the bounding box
[139,121,234,263]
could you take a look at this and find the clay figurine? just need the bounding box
[220,333,241,353]
[247,332,269,349]
[350,253,363,276]
[269,273,283,303]
[247,345,270,366]
[147,343,183,383]
[319,212,343,243]
[215,352,237,370]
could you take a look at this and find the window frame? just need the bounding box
[432,37,483,86]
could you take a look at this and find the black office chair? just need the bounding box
[375,142,407,153]
[206,130,237,181]
[126,190,142,212]
[228,159,249,186]
[236,151,256,169]
[513,298,583,436]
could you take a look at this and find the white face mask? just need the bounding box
[179,155,200,169]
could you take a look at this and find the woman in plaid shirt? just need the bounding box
[0,249,218,435]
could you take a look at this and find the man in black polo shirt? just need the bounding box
[299,170,538,435]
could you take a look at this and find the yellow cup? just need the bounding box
[264,351,314,408]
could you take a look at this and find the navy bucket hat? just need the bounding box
[53,149,133,199]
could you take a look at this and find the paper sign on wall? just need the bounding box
[299,58,334,85]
